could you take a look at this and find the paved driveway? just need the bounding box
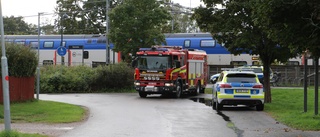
[36,93,320,137]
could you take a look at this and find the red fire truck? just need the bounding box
[133,46,208,98]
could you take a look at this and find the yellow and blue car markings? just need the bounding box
[216,74,264,100]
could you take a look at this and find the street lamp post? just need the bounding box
[60,13,68,65]
[303,50,311,112]
[36,12,44,100]
[106,0,110,65]
[0,0,11,131]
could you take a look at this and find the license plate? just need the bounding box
[236,89,249,93]
[148,82,156,85]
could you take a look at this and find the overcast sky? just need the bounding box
[1,0,203,25]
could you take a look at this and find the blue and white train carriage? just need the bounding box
[4,33,303,67]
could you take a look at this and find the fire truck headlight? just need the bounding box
[144,77,148,80]
[134,82,140,86]
[156,77,160,80]
[148,77,152,80]
[152,77,156,80]
[165,83,173,87]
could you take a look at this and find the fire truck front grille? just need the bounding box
[140,73,165,81]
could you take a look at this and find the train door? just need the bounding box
[68,45,84,66]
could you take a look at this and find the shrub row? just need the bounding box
[40,63,135,93]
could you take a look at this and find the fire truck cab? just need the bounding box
[133,46,208,98]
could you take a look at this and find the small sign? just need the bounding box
[57,47,67,56]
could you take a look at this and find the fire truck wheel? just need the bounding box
[139,92,147,98]
[174,81,182,98]
[196,82,201,95]
[191,82,201,96]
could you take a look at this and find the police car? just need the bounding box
[212,71,264,111]
[237,66,273,84]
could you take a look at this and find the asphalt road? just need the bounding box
[39,93,319,137]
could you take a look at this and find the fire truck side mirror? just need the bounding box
[175,60,181,68]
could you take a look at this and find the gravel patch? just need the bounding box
[0,122,84,137]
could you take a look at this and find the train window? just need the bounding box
[184,40,191,48]
[87,39,92,44]
[15,41,25,46]
[30,41,39,49]
[230,61,247,66]
[43,60,53,65]
[200,40,216,47]
[97,39,106,43]
[44,41,54,48]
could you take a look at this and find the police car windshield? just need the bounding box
[137,56,171,70]
[226,73,257,83]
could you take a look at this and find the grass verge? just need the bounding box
[0,130,46,137]
[0,100,86,123]
[265,88,320,131]
[0,100,87,137]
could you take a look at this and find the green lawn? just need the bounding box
[265,88,320,131]
[0,100,86,123]
[0,100,86,137]
[205,87,320,131]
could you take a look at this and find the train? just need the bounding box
[3,33,304,67]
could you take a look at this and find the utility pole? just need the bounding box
[0,0,11,131]
[315,57,319,115]
[60,13,68,65]
[303,53,308,112]
[37,12,44,100]
[106,0,110,65]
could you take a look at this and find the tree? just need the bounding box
[55,0,85,34]
[108,0,171,62]
[161,0,198,33]
[3,16,35,35]
[251,0,320,58]
[192,0,297,103]
[55,0,123,34]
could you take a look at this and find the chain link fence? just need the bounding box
[209,65,318,87]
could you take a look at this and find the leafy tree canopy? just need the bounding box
[55,0,123,34]
[192,0,299,103]
[251,0,320,57]
[3,16,35,35]
[108,0,171,62]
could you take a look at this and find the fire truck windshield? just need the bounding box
[137,56,171,70]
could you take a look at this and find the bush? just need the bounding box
[0,43,38,77]
[40,63,134,93]
[91,63,134,91]
[40,65,95,93]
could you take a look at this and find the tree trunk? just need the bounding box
[263,63,272,103]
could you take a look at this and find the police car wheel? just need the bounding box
[212,99,217,110]
[216,101,223,111]
[256,104,264,111]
